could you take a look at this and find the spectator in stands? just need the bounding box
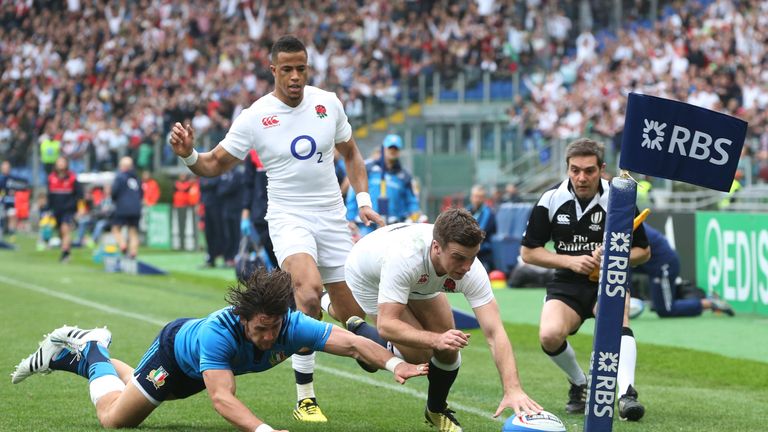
[466,184,496,271]
[346,134,421,236]
[502,183,521,203]
[0,160,28,235]
[111,157,143,260]
[636,224,734,318]
[47,157,82,263]
[141,171,161,207]
[39,129,61,175]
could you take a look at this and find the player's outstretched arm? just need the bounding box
[473,299,543,416]
[169,122,240,177]
[336,137,384,227]
[377,302,470,352]
[321,326,428,384]
[202,369,287,432]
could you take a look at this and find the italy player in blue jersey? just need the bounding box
[11,268,428,431]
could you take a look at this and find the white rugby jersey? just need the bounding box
[348,223,495,308]
[220,86,353,209]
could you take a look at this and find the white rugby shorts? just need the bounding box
[266,203,352,284]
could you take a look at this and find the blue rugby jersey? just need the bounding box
[173,307,332,379]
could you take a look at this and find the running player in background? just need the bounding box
[168,35,383,422]
[11,268,427,432]
[344,208,542,432]
[520,138,650,421]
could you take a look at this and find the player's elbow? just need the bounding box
[520,246,534,264]
[377,321,398,342]
[631,247,651,266]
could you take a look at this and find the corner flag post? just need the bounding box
[584,92,747,432]
[584,173,636,431]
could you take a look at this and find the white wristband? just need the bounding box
[356,192,372,208]
[180,149,199,166]
[255,424,274,432]
[385,357,405,374]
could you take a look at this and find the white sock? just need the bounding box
[617,332,637,397]
[89,375,125,406]
[431,352,461,371]
[320,292,332,315]
[547,341,586,385]
[296,382,315,401]
[292,352,316,401]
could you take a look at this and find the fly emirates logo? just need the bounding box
[641,119,733,165]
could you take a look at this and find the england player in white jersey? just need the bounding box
[168,35,384,422]
[344,208,542,432]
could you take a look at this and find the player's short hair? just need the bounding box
[227,268,294,319]
[565,138,605,167]
[433,207,485,248]
[270,35,307,64]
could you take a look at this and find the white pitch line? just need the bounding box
[1,274,501,422]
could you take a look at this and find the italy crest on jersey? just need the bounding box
[147,366,169,389]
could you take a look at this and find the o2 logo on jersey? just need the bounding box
[290,135,324,163]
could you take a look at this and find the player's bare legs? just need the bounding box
[539,299,587,414]
[110,358,135,384]
[95,380,156,428]
[407,295,463,431]
[281,252,327,422]
[324,280,365,324]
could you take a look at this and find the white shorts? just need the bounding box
[266,203,352,284]
[345,263,379,316]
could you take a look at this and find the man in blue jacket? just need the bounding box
[241,150,278,269]
[346,134,421,236]
[111,157,143,259]
[467,184,496,271]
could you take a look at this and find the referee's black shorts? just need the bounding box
[546,280,598,324]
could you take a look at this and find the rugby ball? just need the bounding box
[628,297,645,319]
[502,411,566,432]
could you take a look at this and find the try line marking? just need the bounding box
[0,274,500,422]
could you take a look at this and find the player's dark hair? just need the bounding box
[227,268,294,319]
[433,207,485,248]
[270,35,307,63]
[565,138,605,167]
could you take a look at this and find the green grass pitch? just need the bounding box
[1,236,766,431]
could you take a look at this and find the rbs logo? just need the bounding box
[641,119,732,166]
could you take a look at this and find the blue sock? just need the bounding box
[351,321,388,348]
[50,342,117,381]
[83,342,118,382]
[50,348,87,378]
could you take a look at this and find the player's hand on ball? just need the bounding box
[393,362,429,384]
[169,122,195,157]
[434,329,470,351]
[493,389,543,417]
[358,206,385,227]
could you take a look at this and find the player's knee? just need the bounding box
[433,349,459,365]
[539,330,564,352]
[98,412,140,429]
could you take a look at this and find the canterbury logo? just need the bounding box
[557,214,570,224]
[261,115,280,128]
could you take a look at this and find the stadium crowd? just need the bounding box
[1,0,765,182]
